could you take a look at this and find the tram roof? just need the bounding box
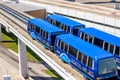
[28,18,65,33]
[80,27,120,47]
[47,14,85,28]
[57,34,113,60]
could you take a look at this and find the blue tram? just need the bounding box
[46,14,85,35]
[54,34,118,80]
[77,28,120,72]
[27,18,66,51]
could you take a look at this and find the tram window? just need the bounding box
[36,27,40,33]
[65,26,68,32]
[85,34,89,41]
[31,24,33,30]
[64,25,67,32]
[57,39,60,47]
[59,40,62,48]
[53,20,56,25]
[88,57,93,69]
[39,28,41,34]
[49,18,52,24]
[73,48,77,58]
[48,18,50,22]
[94,38,103,48]
[61,41,64,50]
[30,24,32,29]
[67,27,70,33]
[78,51,82,62]
[43,31,46,38]
[62,24,65,30]
[43,30,45,38]
[104,42,109,51]
[59,23,62,28]
[56,21,60,27]
[32,25,34,31]
[64,43,68,52]
[109,44,114,54]
[59,23,62,29]
[89,36,93,43]
[80,32,84,39]
[41,30,43,37]
[28,23,31,29]
[69,46,77,58]
[115,46,120,56]
[46,32,48,39]
[58,39,61,48]
[82,55,87,65]
[73,27,80,35]
[33,25,36,31]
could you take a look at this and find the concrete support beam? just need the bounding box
[18,39,28,78]
[0,24,2,42]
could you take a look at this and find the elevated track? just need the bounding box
[0,2,84,80]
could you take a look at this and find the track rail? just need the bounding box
[0,3,30,24]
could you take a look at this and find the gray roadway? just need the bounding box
[0,45,55,80]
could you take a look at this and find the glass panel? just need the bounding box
[83,55,87,65]
[43,31,46,38]
[80,32,84,39]
[89,36,93,43]
[94,37,103,48]
[61,41,64,50]
[67,27,70,33]
[78,51,82,62]
[69,46,77,58]
[98,58,116,75]
[88,57,93,69]
[104,42,109,51]
[109,44,114,54]
[36,27,40,33]
[33,25,36,31]
[46,32,48,39]
[56,21,61,27]
[85,34,89,41]
[115,46,120,56]
[41,30,43,37]
[64,43,68,52]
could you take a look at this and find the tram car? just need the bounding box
[77,27,120,75]
[46,14,85,35]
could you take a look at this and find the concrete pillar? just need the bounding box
[0,24,2,42]
[18,39,28,78]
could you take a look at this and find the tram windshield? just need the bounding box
[98,57,116,75]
